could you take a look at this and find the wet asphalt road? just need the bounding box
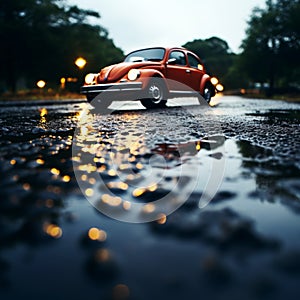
[0,95,300,300]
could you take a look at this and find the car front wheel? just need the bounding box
[140,78,167,109]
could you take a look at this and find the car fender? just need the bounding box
[139,69,165,83]
[200,74,216,98]
[140,68,165,78]
[200,74,212,94]
[134,69,171,99]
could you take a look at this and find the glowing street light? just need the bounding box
[75,57,87,69]
[60,77,66,89]
[37,80,46,88]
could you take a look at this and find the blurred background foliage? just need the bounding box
[0,0,299,96]
[184,0,300,95]
[0,0,123,93]
[238,0,300,95]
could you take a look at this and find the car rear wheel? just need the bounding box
[202,84,214,104]
[140,78,167,109]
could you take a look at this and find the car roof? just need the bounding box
[125,46,190,56]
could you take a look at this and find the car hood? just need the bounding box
[99,62,161,82]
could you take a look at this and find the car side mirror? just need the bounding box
[166,58,177,65]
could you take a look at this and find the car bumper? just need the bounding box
[80,82,143,101]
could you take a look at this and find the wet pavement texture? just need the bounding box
[0,96,299,300]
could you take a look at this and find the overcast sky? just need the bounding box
[70,0,266,54]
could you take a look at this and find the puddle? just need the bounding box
[246,109,300,122]
[0,100,300,300]
[73,116,227,222]
[218,139,300,248]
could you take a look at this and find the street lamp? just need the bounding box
[37,80,46,89]
[75,57,87,69]
[60,77,66,89]
[74,57,87,91]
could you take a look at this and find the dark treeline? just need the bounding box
[183,37,238,90]
[0,0,123,93]
[0,0,299,95]
[184,0,300,94]
[239,0,300,94]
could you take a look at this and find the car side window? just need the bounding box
[169,51,186,66]
[187,53,201,69]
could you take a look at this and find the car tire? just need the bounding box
[140,78,167,109]
[202,84,214,104]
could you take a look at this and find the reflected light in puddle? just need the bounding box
[85,188,94,197]
[44,223,63,239]
[142,203,156,214]
[95,249,110,262]
[157,213,167,224]
[22,183,31,191]
[123,201,131,210]
[50,168,60,176]
[10,159,17,165]
[148,183,158,192]
[107,182,129,191]
[101,194,123,207]
[36,158,45,165]
[62,175,71,182]
[113,284,130,299]
[132,187,146,198]
[88,227,107,241]
[39,108,48,117]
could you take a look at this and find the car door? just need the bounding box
[166,50,191,91]
[166,50,203,92]
[186,53,205,92]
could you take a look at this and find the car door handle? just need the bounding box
[186,69,191,73]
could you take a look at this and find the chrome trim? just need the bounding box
[81,82,143,94]
[169,90,197,94]
[168,90,200,98]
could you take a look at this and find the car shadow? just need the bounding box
[88,98,218,115]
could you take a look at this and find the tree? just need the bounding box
[239,0,300,94]
[183,37,237,89]
[0,0,123,93]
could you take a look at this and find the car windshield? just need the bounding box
[124,48,165,62]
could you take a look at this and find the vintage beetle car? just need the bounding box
[81,47,217,108]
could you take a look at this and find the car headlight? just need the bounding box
[128,69,140,81]
[85,73,97,85]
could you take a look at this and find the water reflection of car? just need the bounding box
[81,47,217,108]
[153,136,225,162]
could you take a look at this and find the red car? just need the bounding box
[81,47,217,108]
